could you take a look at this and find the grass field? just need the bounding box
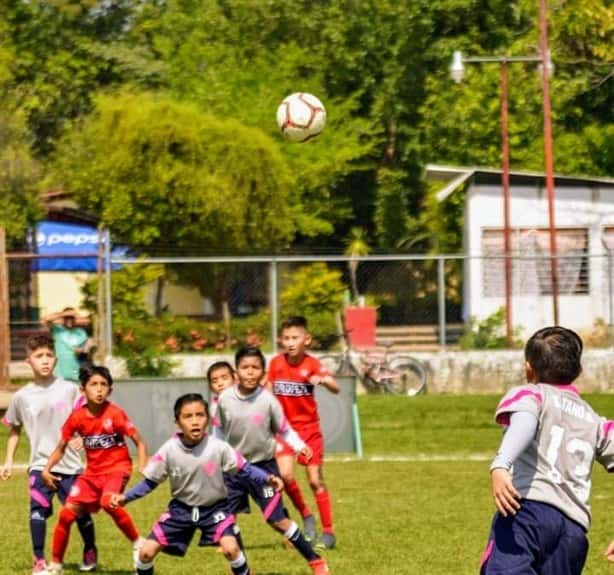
[2,394,614,574]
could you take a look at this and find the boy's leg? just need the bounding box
[100,473,140,543]
[219,535,251,575]
[277,440,313,519]
[28,471,54,564]
[51,503,82,564]
[58,474,97,570]
[135,538,162,575]
[541,514,588,575]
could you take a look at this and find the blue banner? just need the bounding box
[35,221,124,272]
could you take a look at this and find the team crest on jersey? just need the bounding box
[203,461,218,476]
[103,418,113,432]
[300,369,310,378]
[251,413,265,426]
[70,485,80,497]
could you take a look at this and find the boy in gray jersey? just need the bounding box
[0,335,96,575]
[217,346,331,575]
[480,326,614,575]
[111,393,281,575]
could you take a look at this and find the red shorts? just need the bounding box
[66,471,130,512]
[276,423,324,466]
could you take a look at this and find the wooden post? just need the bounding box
[0,227,10,388]
[95,225,105,361]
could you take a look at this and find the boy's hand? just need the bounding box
[109,493,126,508]
[0,463,12,480]
[267,475,285,493]
[68,436,84,452]
[605,541,614,562]
[308,374,322,386]
[299,445,313,462]
[42,468,60,490]
[491,468,521,517]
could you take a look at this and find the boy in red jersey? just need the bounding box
[268,316,339,549]
[42,365,148,575]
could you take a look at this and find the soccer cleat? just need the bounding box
[32,558,48,575]
[132,536,147,568]
[303,514,317,542]
[79,547,98,572]
[314,532,336,550]
[309,558,330,575]
[46,562,63,575]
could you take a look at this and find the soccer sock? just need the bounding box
[285,479,312,517]
[315,489,334,533]
[29,515,46,560]
[230,551,250,575]
[52,507,78,562]
[106,506,140,542]
[136,556,154,574]
[76,513,97,553]
[233,527,245,552]
[284,521,319,562]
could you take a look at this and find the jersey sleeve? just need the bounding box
[2,394,22,427]
[142,443,170,483]
[219,441,246,474]
[60,412,79,442]
[596,419,614,472]
[495,384,543,426]
[268,391,289,434]
[310,356,330,377]
[115,406,138,437]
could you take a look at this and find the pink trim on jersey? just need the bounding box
[1,415,9,427]
[73,395,87,409]
[30,489,50,508]
[480,540,494,569]
[151,453,164,463]
[498,389,543,412]
[152,523,168,547]
[263,492,282,520]
[213,514,236,542]
[235,451,246,470]
[557,384,580,395]
[603,421,614,437]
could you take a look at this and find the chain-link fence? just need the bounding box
[6,246,614,361]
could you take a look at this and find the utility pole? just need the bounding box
[0,227,10,388]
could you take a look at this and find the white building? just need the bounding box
[429,164,614,335]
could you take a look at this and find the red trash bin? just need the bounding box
[344,307,376,348]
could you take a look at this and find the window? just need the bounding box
[482,228,589,297]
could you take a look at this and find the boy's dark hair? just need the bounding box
[235,346,266,369]
[78,364,113,387]
[525,326,583,383]
[26,334,55,354]
[281,316,308,331]
[206,361,234,383]
[174,393,209,420]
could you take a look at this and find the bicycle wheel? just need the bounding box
[387,356,427,395]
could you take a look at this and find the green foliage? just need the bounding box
[280,263,346,347]
[52,91,294,251]
[459,307,523,349]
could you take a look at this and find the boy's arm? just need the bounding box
[42,440,69,489]
[0,426,22,480]
[309,373,339,394]
[129,430,148,473]
[111,478,160,508]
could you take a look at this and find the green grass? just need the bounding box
[2,394,614,574]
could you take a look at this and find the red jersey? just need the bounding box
[61,401,137,475]
[268,353,328,427]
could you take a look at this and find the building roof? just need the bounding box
[42,189,99,226]
[427,164,614,202]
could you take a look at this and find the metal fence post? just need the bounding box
[270,258,278,353]
[608,250,613,339]
[438,256,446,349]
[104,230,113,359]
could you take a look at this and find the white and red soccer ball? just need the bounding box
[276,92,327,142]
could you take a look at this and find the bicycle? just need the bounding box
[319,331,427,396]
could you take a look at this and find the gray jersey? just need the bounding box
[496,383,614,529]
[144,434,243,507]
[217,385,289,462]
[3,378,83,474]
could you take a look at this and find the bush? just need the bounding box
[280,263,346,348]
[459,307,522,350]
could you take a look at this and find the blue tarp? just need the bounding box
[35,221,124,272]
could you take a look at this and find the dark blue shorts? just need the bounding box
[29,470,78,520]
[224,459,287,523]
[480,500,588,575]
[150,498,237,557]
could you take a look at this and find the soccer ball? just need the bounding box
[276,92,326,142]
